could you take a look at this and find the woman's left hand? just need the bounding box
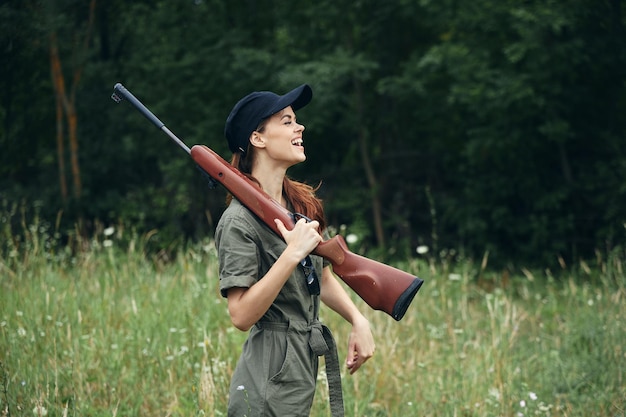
[345,315,375,374]
[320,267,376,374]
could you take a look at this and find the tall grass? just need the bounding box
[1,212,624,416]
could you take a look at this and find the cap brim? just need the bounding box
[262,84,312,118]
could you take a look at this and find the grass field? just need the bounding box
[1,221,625,416]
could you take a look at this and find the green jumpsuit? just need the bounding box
[215,198,344,417]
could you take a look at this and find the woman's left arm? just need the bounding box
[320,266,375,374]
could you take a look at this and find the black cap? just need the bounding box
[224,84,313,154]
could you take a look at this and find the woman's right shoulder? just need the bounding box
[216,198,257,230]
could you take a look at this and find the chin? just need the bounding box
[292,150,306,162]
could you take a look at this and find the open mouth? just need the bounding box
[291,138,303,147]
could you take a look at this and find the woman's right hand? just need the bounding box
[227,218,322,331]
[274,217,322,260]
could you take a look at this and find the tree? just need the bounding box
[1,0,624,266]
[47,0,97,201]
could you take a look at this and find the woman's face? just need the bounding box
[254,106,306,167]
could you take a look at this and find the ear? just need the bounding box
[249,131,266,149]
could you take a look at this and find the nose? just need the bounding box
[296,121,305,132]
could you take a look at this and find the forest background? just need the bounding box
[1,0,625,268]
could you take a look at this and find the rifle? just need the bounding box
[111,83,424,321]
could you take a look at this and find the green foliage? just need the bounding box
[1,0,625,266]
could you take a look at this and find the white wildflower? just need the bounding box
[416,245,429,255]
[32,405,48,416]
[236,385,245,391]
[529,392,537,401]
[488,387,500,401]
[104,226,115,236]
[448,273,461,281]
[346,234,358,244]
[538,402,552,411]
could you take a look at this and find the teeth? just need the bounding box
[291,139,303,146]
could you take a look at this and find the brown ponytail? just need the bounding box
[227,148,327,232]
[283,177,326,232]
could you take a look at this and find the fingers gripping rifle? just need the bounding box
[111,83,423,321]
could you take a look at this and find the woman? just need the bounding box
[215,84,375,416]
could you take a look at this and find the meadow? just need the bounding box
[1,219,624,416]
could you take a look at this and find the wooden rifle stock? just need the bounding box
[190,145,423,321]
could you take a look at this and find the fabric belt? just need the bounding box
[256,320,344,417]
[308,320,344,417]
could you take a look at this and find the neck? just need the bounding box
[252,164,287,207]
